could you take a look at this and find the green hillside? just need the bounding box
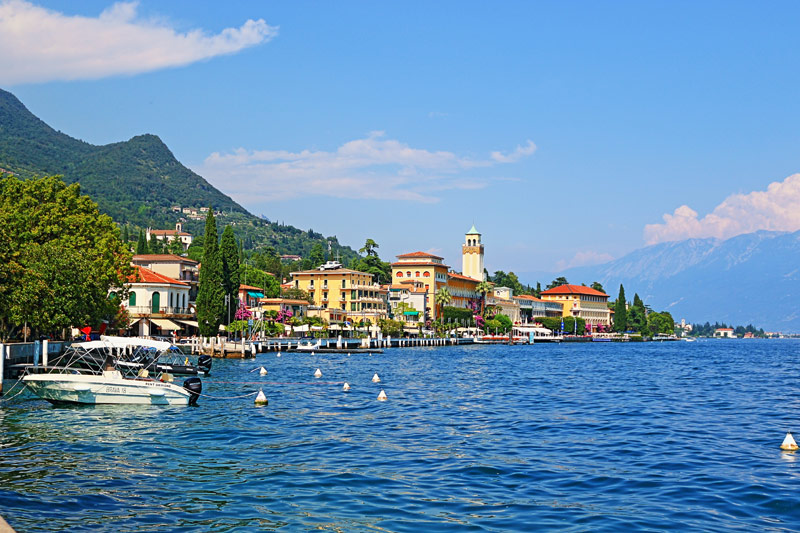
[0,88,356,262]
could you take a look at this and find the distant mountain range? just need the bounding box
[0,88,356,261]
[558,230,800,332]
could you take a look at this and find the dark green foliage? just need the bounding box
[591,281,604,293]
[627,293,648,334]
[220,225,240,324]
[489,270,527,295]
[614,284,627,332]
[239,264,280,298]
[647,311,675,335]
[441,306,475,325]
[309,243,325,268]
[136,230,148,254]
[534,282,541,298]
[534,316,586,334]
[0,89,359,262]
[121,224,129,243]
[196,211,224,336]
[148,233,162,254]
[547,276,568,289]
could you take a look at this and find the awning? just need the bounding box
[128,318,142,327]
[294,324,310,332]
[150,318,181,330]
[403,311,419,315]
[175,319,199,328]
[247,291,265,298]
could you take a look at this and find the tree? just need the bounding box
[534,282,541,298]
[136,229,148,254]
[547,276,568,289]
[309,243,325,268]
[614,284,627,333]
[434,287,451,320]
[220,225,240,325]
[196,210,225,337]
[591,281,604,293]
[121,224,129,243]
[359,238,379,257]
[628,293,647,333]
[148,232,163,254]
[0,175,133,340]
[475,281,492,315]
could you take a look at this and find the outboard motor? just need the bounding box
[197,355,212,375]
[183,377,202,406]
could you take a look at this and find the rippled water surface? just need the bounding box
[3,340,800,531]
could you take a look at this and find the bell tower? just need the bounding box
[462,225,485,281]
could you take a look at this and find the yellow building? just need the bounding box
[290,262,387,323]
[462,225,486,281]
[391,252,450,320]
[539,284,611,330]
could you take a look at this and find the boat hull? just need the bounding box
[23,373,191,406]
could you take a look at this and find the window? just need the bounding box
[406,271,411,277]
[423,271,430,278]
[342,280,346,289]
[129,292,136,306]
[415,271,420,277]
[397,272,403,278]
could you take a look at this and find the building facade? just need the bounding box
[146,223,193,251]
[540,284,611,330]
[123,266,194,336]
[391,252,450,320]
[131,254,199,300]
[513,295,564,322]
[461,225,486,281]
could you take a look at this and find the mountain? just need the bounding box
[559,230,800,332]
[0,88,356,260]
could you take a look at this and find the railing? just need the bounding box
[127,306,193,316]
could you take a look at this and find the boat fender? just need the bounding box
[183,377,202,406]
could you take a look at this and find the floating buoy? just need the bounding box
[259,367,268,376]
[343,382,351,391]
[377,389,387,401]
[276,351,281,357]
[372,373,381,383]
[314,368,322,378]
[781,432,798,451]
[254,389,268,405]
[311,351,315,356]
[347,353,351,357]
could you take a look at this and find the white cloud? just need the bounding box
[644,173,800,245]
[555,250,614,271]
[491,140,537,163]
[199,131,537,203]
[0,0,277,84]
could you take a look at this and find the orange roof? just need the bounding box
[239,284,265,291]
[514,294,546,302]
[132,254,198,264]
[447,272,480,283]
[540,284,608,297]
[129,266,188,286]
[392,261,449,268]
[149,229,191,236]
[396,251,444,259]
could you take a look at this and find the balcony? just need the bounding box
[127,306,193,317]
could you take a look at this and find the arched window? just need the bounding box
[423,271,430,278]
[151,292,160,314]
[406,271,411,277]
[129,292,136,306]
[396,271,403,277]
[170,292,174,307]
[415,271,420,277]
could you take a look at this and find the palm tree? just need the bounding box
[475,281,492,316]
[434,287,451,323]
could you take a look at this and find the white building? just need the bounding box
[462,224,486,281]
[146,223,193,252]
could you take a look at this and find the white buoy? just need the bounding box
[781,432,798,451]
[343,382,351,391]
[377,389,387,401]
[254,389,268,405]
[277,351,281,357]
[311,351,315,356]
[347,352,351,357]
[259,366,268,376]
[372,373,381,383]
[314,368,322,378]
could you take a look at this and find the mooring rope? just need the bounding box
[197,390,261,400]
[0,375,27,402]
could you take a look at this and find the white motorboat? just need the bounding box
[22,337,202,406]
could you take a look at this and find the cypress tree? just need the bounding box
[220,225,240,325]
[136,230,148,254]
[614,284,627,332]
[196,210,225,337]
[121,224,129,243]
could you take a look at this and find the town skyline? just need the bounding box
[3,1,800,276]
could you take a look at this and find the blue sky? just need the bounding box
[3,1,800,283]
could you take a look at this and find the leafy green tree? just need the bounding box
[534,282,541,298]
[547,276,568,289]
[591,281,604,293]
[220,225,240,324]
[359,238,379,257]
[627,293,647,333]
[614,284,627,333]
[309,243,326,268]
[167,237,184,256]
[148,233,163,254]
[136,229,148,254]
[196,210,224,337]
[434,286,451,319]
[475,281,492,315]
[490,270,525,295]
[378,318,404,337]
[0,175,133,340]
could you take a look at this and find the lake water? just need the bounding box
[2,340,800,531]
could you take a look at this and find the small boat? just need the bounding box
[22,337,202,406]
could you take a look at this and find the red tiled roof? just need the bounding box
[514,295,546,302]
[540,284,608,297]
[149,229,191,236]
[129,266,188,286]
[396,251,444,260]
[132,254,198,264]
[391,262,449,268]
[239,284,265,291]
[447,272,480,283]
